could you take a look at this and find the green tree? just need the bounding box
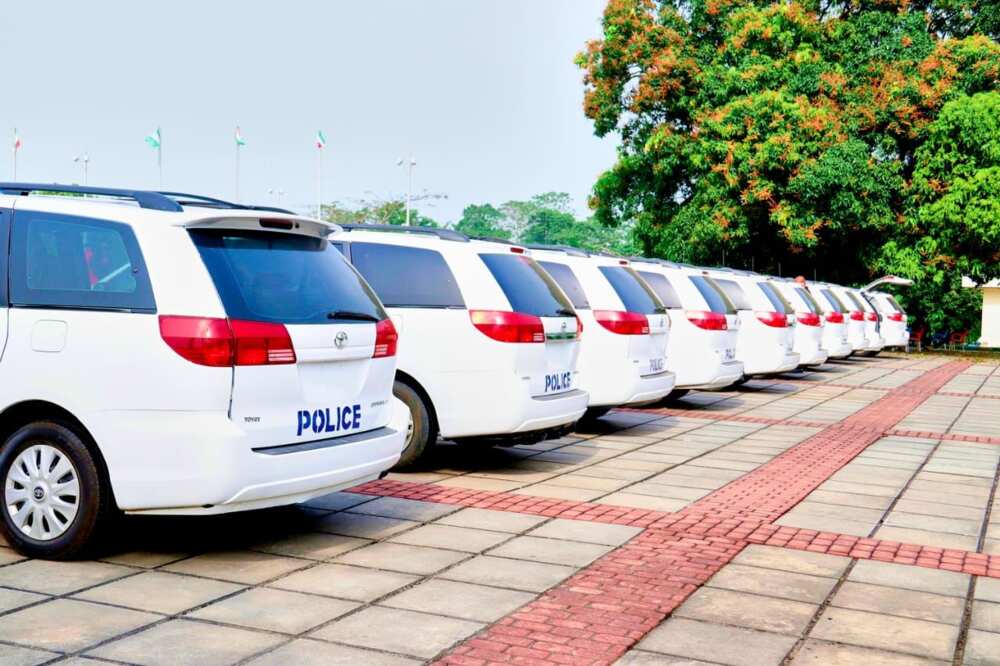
[321,199,439,228]
[522,208,637,254]
[577,0,1000,330]
[454,204,511,239]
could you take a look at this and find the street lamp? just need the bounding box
[396,155,416,226]
[268,188,286,204]
[73,154,90,185]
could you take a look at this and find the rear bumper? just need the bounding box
[676,360,745,390]
[799,349,829,366]
[744,350,801,376]
[825,340,854,359]
[581,360,674,408]
[93,400,408,515]
[508,389,590,434]
[620,371,677,407]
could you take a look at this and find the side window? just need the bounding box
[715,279,751,310]
[637,270,682,309]
[688,275,737,314]
[820,289,845,312]
[759,281,794,314]
[350,242,464,308]
[795,287,821,314]
[10,210,155,312]
[539,260,589,309]
[0,209,9,305]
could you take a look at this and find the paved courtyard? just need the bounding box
[0,353,998,665]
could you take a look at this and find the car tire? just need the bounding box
[392,381,435,468]
[0,421,110,560]
[665,389,690,401]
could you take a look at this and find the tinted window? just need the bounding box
[11,210,155,312]
[884,294,905,314]
[688,275,736,314]
[598,266,665,314]
[759,282,794,314]
[351,242,464,308]
[480,253,574,317]
[190,230,385,324]
[0,210,8,305]
[539,260,589,309]
[794,287,822,314]
[820,288,846,312]
[716,279,751,310]
[843,290,867,312]
[637,271,682,309]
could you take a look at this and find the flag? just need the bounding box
[316,130,326,149]
[144,127,161,149]
[13,128,21,152]
[235,125,246,146]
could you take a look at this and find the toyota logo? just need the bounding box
[32,487,44,501]
[334,331,348,349]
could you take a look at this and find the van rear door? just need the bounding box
[189,228,396,448]
[597,265,670,377]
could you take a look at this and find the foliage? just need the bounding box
[522,208,638,254]
[578,0,1000,332]
[321,199,440,228]
[454,204,511,239]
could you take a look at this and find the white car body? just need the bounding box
[0,189,407,518]
[770,279,829,367]
[837,285,884,353]
[867,291,909,348]
[629,260,744,390]
[333,230,589,441]
[706,271,800,376]
[528,248,675,408]
[805,283,853,359]
[817,283,869,353]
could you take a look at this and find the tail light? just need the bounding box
[865,312,878,322]
[159,316,296,367]
[797,313,822,327]
[373,319,398,358]
[470,310,544,343]
[849,311,865,321]
[686,311,728,331]
[888,312,905,322]
[576,316,584,338]
[755,311,788,328]
[594,310,650,335]
[826,312,845,324]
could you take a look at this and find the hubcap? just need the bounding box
[404,412,415,449]
[5,444,80,541]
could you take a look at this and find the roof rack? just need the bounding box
[158,191,295,215]
[523,243,590,257]
[0,183,183,212]
[338,223,469,242]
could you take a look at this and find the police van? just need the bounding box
[330,226,588,466]
[770,278,832,367]
[0,184,407,558]
[525,246,674,419]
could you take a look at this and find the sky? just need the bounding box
[0,1,618,223]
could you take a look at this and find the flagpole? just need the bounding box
[317,142,322,220]
[12,129,16,181]
[157,127,163,189]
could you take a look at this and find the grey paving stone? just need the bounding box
[874,526,980,551]
[88,618,284,666]
[526,518,643,546]
[314,512,420,539]
[347,496,458,522]
[0,644,58,666]
[595,493,690,512]
[333,542,469,575]
[791,639,947,665]
[832,582,965,624]
[251,532,371,560]
[892,499,985,521]
[882,512,983,536]
[246,638,420,665]
[675,587,817,635]
[0,599,158,652]
[74,571,242,614]
[439,554,576,592]
[513,483,605,501]
[162,551,310,585]
[303,491,376,512]
[971,600,1000,634]
[312,606,483,658]
[0,588,45,614]
[381,578,534,623]
[964,629,1000,666]
[810,607,958,661]
[849,559,970,597]
[615,650,719,665]
[270,563,417,602]
[706,563,837,603]
[732,545,849,578]
[976,577,1000,603]
[388,524,511,552]
[434,507,547,533]
[636,617,797,665]
[0,560,134,595]
[189,587,358,633]
[488,535,612,567]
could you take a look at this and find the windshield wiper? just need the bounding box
[328,310,380,322]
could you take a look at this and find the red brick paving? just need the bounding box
[885,428,1000,445]
[354,361,982,665]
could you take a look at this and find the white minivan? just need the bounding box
[628,259,743,395]
[831,284,883,355]
[0,184,408,558]
[526,246,675,418]
[706,270,800,376]
[867,291,909,348]
[770,278,830,367]
[816,283,868,354]
[333,227,588,465]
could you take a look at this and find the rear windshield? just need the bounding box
[759,281,794,314]
[843,290,867,312]
[190,230,385,324]
[794,286,822,314]
[715,278,751,310]
[637,270,683,309]
[598,266,666,314]
[350,242,464,308]
[884,294,905,314]
[689,275,737,314]
[820,288,846,313]
[480,253,575,317]
[539,260,589,309]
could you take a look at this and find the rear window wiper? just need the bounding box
[328,310,380,322]
[555,308,577,317]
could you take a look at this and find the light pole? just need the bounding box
[73,154,90,185]
[268,188,286,205]
[396,155,416,226]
